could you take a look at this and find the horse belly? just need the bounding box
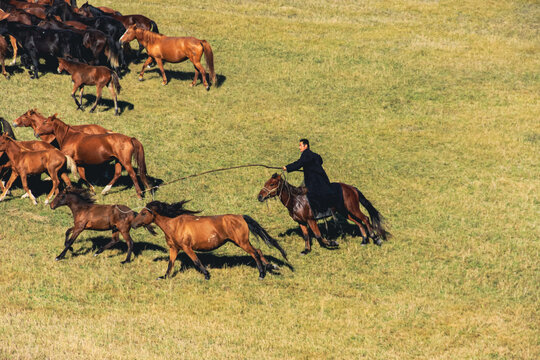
[74,142,114,164]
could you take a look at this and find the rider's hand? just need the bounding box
[282,166,287,172]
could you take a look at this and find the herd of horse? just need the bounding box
[0,0,217,114]
[0,1,390,281]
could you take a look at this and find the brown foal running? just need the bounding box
[119,25,216,89]
[0,134,76,204]
[57,58,122,115]
[131,200,288,280]
[50,188,157,263]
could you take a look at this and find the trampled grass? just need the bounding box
[0,0,538,359]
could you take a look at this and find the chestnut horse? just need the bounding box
[51,188,157,263]
[35,115,151,199]
[258,173,390,254]
[131,200,288,280]
[13,110,111,145]
[119,25,216,89]
[57,58,122,115]
[0,133,76,204]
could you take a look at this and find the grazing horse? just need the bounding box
[35,116,151,199]
[50,188,157,263]
[258,173,390,254]
[0,133,76,204]
[131,200,288,280]
[119,25,216,89]
[57,58,122,115]
[13,110,111,145]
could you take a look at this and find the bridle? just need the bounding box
[261,176,292,208]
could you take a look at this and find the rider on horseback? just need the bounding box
[282,138,339,219]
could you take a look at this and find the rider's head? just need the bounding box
[299,138,309,152]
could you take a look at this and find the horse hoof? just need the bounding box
[206,86,210,91]
[161,81,167,86]
[300,250,310,255]
[93,252,99,257]
[327,241,339,248]
[259,276,265,280]
[89,109,95,113]
[204,274,210,280]
[55,256,63,261]
[121,259,130,264]
[138,77,144,81]
[375,239,382,246]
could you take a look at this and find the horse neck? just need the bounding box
[1,139,21,161]
[279,180,297,210]
[64,196,89,215]
[152,213,178,236]
[52,120,72,146]
[60,61,76,74]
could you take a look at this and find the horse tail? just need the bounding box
[150,20,159,33]
[130,137,150,189]
[355,187,390,240]
[200,40,216,85]
[64,155,79,180]
[104,35,120,69]
[242,215,288,261]
[111,70,121,95]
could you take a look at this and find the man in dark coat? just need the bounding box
[282,139,339,218]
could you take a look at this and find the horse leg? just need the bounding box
[159,246,179,279]
[56,224,86,260]
[235,240,266,279]
[9,35,17,66]
[19,174,37,205]
[101,162,122,195]
[192,59,209,90]
[347,214,370,245]
[79,86,84,108]
[121,161,143,199]
[77,166,95,194]
[108,82,118,116]
[72,82,84,110]
[181,246,210,280]
[119,229,134,264]
[60,172,72,189]
[256,249,279,271]
[89,84,102,113]
[64,227,74,251]
[138,56,153,81]
[299,224,312,255]
[154,58,167,85]
[307,219,338,248]
[190,65,199,87]
[0,171,18,202]
[347,206,380,245]
[44,168,60,205]
[1,57,8,79]
[94,230,120,257]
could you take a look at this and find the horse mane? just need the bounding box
[139,28,165,43]
[146,200,200,218]
[271,173,307,196]
[0,118,16,140]
[64,188,96,204]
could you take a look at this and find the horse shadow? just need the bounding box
[79,163,163,193]
[80,94,134,115]
[2,64,25,79]
[153,251,293,278]
[70,235,168,259]
[0,173,67,200]
[144,68,227,88]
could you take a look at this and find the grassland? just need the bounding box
[0,0,538,358]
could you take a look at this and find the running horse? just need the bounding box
[258,173,390,254]
[0,133,76,205]
[131,200,288,280]
[50,188,157,263]
[34,115,151,199]
[119,25,216,89]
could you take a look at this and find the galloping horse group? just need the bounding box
[1,1,389,282]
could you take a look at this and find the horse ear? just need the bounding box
[271,173,278,179]
[0,13,9,21]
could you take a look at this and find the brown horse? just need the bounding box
[35,115,151,199]
[0,133,76,204]
[258,173,390,254]
[50,188,157,263]
[13,110,111,145]
[57,58,122,115]
[131,200,288,280]
[0,27,8,79]
[119,25,216,89]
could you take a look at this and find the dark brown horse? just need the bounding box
[0,25,8,79]
[57,58,122,115]
[119,25,216,89]
[13,110,111,145]
[131,200,288,280]
[0,133,76,204]
[35,115,151,199]
[258,173,390,254]
[50,188,157,263]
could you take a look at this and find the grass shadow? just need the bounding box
[80,94,134,115]
[142,68,226,89]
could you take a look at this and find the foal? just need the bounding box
[131,200,288,280]
[50,188,157,263]
[0,134,76,204]
[57,58,122,115]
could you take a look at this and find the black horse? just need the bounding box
[0,22,90,78]
[0,117,15,139]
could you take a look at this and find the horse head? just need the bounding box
[13,109,39,127]
[258,173,283,202]
[119,24,137,44]
[34,114,58,137]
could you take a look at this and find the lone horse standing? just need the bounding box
[119,24,216,89]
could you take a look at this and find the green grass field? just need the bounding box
[0,0,538,358]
